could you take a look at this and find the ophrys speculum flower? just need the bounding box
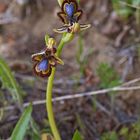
[58,0,83,24]
[54,0,91,34]
[32,38,64,77]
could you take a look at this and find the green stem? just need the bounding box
[46,68,60,140]
[46,33,74,140]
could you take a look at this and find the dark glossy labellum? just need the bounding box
[34,58,52,77]
[32,50,52,77]
[38,59,48,71]
[57,0,82,24]
[32,47,64,78]
[65,3,75,17]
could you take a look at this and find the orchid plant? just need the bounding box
[31,0,91,139]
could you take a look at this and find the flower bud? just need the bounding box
[48,38,56,48]
[57,0,64,7]
[70,23,80,33]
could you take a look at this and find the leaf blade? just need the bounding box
[11,104,32,140]
[0,57,23,105]
[72,130,83,140]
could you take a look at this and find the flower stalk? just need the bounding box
[45,0,90,139]
[46,33,73,140]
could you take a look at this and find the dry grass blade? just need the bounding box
[119,1,140,10]
[2,78,140,112]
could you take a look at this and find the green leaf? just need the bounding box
[112,0,133,19]
[0,57,23,105]
[11,104,33,140]
[101,131,118,140]
[97,63,121,89]
[29,118,41,140]
[117,8,133,18]
[119,127,128,136]
[72,130,83,140]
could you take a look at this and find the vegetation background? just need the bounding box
[0,0,140,139]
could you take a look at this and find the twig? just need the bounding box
[0,16,18,25]
[115,26,130,47]
[95,101,111,116]
[2,85,140,112]
[118,46,137,82]
[122,77,140,86]
[119,1,140,10]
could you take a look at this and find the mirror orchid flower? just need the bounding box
[32,38,64,77]
[54,0,91,34]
